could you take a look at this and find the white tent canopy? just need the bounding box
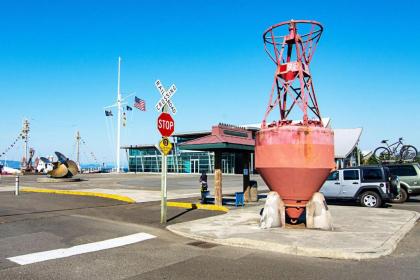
[333,128,363,159]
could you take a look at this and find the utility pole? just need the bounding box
[116,56,122,173]
[21,119,30,168]
[76,131,81,167]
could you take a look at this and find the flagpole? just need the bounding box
[116,56,122,173]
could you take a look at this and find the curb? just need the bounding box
[376,211,420,258]
[21,187,136,204]
[167,210,419,260]
[167,201,229,212]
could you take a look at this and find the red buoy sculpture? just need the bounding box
[255,20,335,222]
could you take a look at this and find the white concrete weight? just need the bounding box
[306,192,333,230]
[260,191,285,229]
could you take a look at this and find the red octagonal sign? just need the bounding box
[157,113,175,137]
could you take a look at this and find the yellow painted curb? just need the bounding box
[167,201,229,212]
[21,187,135,203]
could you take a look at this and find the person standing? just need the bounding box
[199,171,208,202]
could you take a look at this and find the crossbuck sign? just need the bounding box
[155,80,177,114]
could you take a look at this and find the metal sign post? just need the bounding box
[160,144,167,224]
[159,136,173,224]
[155,80,177,224]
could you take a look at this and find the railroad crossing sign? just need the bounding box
[155,80,177,114]
[159,137,173,155]
[157,112,175,137]
[155,79,177,225]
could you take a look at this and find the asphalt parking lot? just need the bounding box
[0,173,269,192]
[0,174,419,279]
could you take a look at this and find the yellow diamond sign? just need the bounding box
[159,137,173,155]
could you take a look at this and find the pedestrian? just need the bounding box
[199,171,207,186]
[199,171,208,202]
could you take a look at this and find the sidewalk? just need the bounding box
[167,205,419,260]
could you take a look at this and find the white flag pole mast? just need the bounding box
[116,56,122,173]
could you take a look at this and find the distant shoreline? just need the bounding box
[0,160,124,170]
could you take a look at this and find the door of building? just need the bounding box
[222,159,229,174]
[190,159,199,173]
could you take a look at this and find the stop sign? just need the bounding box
[157,113,175,137]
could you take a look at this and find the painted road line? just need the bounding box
[7,232,156,265]
[167,201,229,212]
[21,187,136,203]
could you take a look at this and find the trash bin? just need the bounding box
[235,192,244,207]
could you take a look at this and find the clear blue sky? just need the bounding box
[1,0,419,164]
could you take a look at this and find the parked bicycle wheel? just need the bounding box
[400,145,418,161]
[373,147,391,161]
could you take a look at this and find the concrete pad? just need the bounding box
[167,205,419,260]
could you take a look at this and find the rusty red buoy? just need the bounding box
[255,20,335,220]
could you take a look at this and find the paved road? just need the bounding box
[0,173,269,202]
[0,173,269,192]
[0,175,418,279]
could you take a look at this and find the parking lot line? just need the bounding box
[21,187,136,203]
[7,232,156,265]
[167,201,229,212]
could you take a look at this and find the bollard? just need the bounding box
[214,169,222,206]
[15,175,20,196]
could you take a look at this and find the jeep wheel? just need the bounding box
[390,188,408,203]
[360,191,382,208]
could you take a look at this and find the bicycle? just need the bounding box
[373,137,418,161]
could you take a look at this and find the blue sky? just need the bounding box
[1,0,419,164]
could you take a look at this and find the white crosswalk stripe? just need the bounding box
[8,232,156,265]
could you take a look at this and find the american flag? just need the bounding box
[134,96,146,111]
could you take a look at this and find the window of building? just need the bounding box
[343,170,359,180]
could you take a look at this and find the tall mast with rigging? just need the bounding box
[21,119,30,168]
[104,57,134,173]
[76,130,81,168]
[116,57,122,173]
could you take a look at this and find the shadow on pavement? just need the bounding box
[167,208,194,223]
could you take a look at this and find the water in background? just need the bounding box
[0,160,20,169]
[1,160,127,171]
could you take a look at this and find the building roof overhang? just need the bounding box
[333,128,363,159]
[178,124,255,152]
[120,144,157,150]
[180,142,254,152]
